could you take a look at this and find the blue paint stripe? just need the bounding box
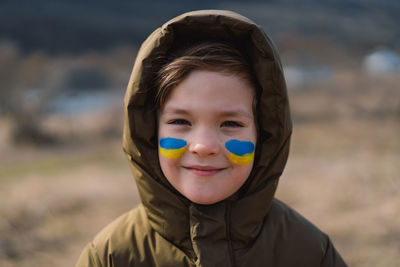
[225,139,254,156]
[160,137,187,149]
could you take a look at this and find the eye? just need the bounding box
[221,120,243,128]
[168,119,191,126]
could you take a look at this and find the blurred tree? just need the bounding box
[0,40,57,145]
[0,41,135,146]
[62,68,111,92]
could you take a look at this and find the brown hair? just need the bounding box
[155,41,257,108]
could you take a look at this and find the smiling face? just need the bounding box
[158,70,257,205]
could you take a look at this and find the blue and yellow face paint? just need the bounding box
[225,139,255,165]
[159,137,187,159]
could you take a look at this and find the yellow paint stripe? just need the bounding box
[228,152,254,165]
[159,147,187,159]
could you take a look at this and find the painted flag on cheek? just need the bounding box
[225,139,255,165]
[159,137,187,159]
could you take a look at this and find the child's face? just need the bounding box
[158,70,257,205]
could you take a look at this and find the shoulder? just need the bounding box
[267,198,325,238]
[92,204,149,249]
[261,199,347,266]
[76,205,151,267]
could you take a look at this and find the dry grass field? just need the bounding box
[0,72,399,266]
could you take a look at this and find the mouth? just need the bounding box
[183,165,226,176]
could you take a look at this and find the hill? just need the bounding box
[0,0,399,57]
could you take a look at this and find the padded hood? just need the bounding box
[122,9,292,254]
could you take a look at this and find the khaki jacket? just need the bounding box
[76,10,347,267]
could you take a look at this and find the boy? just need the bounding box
[76,10,347,266]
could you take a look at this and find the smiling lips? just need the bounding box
[184,165,226,176]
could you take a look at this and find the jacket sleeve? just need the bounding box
[320,237,348,267]
[75,242,104,267]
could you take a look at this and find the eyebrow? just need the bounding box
[161,108,189,115]
[162,107,253,119]
[218,110,253,119]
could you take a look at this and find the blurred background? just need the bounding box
[0,0,399,266]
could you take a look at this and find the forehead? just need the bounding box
[161,70,255,115]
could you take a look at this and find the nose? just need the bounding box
[188,129,220,157]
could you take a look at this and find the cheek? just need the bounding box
[159,137,187,159]
[225,139,255,166]
[158,154,171,174]
[158,154,177,184]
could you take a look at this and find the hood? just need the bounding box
[122,10,292,254]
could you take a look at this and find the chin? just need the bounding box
[186,192,227,205]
